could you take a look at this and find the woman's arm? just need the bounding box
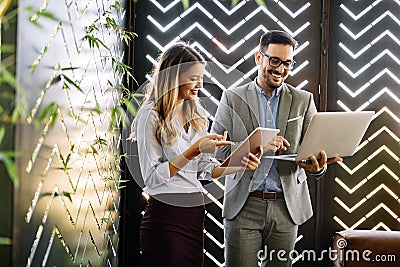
[168,143,199,178]
[135,108,172,189]
[170,134,234,177]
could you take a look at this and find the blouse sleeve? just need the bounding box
[195,103,221,180]
[197,153,221,181]
[135,105,171,190]
[196,125,221,180]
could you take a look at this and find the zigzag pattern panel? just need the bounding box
[14,0,124,266]
[133,1,322,266]
[332,0,400,231]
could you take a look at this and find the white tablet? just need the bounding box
[269,111,375,161]
[220,127,280,167]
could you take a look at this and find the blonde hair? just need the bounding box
[132,42,208,146]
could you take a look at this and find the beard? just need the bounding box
[262,69,286,90]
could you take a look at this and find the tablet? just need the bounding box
[268,111,375,161]
[220,127,280,167]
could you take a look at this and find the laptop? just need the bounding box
[267,111,375,161]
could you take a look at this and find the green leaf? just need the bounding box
[60,67,79,71]
[54,191,73,202]
[10,106,21,124]
[0,237,12,245]
[255,0,266,7]
[62,74,84,93]
[181,0,189,9]
[100,217,109,223]
[83,34,109,50]
[112,1,123,10]
[0,152,19,186]
[65,153,71,167]
[110,106,131,129]
[0,44,15,53]
[37,102,59,127]
[0,127,5,144]
[95,138,108,146]
[122,97,137,118]
[90,104,102,115]
[0,65,17,88]
[38,11,59,21]
[231,0,240,6]
[105,16,118,29]
[90,145,98,154]
[0,0,12,19]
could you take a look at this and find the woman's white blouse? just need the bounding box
[134,102,220,196]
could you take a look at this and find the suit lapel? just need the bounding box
[245,82,260,130]
[278,84,292,137]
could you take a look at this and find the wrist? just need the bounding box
[186,143,200,160]
[310,165,327,178]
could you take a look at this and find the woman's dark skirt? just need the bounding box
[140,193,205,267]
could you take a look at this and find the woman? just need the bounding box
[132,42,262,267]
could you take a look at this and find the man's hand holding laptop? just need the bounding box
[297,150,343,173]
[265,136,343,173]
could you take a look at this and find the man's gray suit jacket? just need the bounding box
[211,81,317,225]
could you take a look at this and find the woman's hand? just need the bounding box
[197,131,233,154]
[171,131,232,178]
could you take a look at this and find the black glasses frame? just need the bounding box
[259,51,296,70]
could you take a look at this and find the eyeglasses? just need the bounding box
[259,51,296,70]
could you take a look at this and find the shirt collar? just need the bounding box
[254,79,282,98]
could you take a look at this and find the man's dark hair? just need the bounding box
[259,30,298,51]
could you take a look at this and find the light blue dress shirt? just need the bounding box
[250,81,283,192]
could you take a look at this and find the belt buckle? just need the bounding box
[264,192,277,200]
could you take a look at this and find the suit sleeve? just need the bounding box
[210,91,239,160]
[211,90,232,135]
[302,93,317,138]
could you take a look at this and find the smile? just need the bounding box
[271,72,282,78]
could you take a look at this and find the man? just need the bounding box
[211,30,342,267]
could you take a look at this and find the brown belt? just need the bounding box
[249,191,284,200]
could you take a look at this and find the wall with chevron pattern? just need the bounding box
[326,0,400,234]
[129,0,400,266]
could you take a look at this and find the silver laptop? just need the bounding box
[268,111,375,161]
